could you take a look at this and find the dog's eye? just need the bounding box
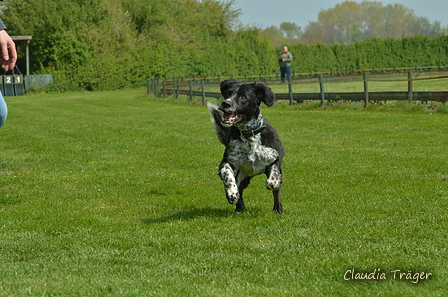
[241,96,247,101]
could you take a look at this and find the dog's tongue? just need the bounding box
[223,113,237,122]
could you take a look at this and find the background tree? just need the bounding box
[259,23,304,47]
[299,1,447,45]
[361,1,387,40]
[280,22,302,39]
[316,1,363,44]
[259,26,286,47]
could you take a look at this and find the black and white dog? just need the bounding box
[208,79,284,214]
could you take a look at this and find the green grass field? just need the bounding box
[1,89,447,296]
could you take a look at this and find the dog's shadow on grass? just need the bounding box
[141,207,234,224]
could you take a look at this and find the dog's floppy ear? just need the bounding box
[220,79,239,96]
[253,82,275,107]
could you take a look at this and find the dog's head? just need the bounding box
[218,79,275,127]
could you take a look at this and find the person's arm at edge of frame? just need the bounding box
[0,19,17,72]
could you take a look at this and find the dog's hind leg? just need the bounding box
[273,189,283,214]
[235,173,251,213]
[234,195,246,214]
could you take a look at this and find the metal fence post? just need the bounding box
[189,81,193,102]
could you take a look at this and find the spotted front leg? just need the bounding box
[218,163,239,204]
[266,164,282,191]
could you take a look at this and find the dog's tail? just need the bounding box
[207,102,228,145]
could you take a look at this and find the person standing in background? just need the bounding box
[0,18,18,128]
[279,46,293,83]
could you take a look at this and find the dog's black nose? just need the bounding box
[219,100,231,110]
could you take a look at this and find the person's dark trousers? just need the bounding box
[280,66,291,83]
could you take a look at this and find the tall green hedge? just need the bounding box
[288,36,448,74]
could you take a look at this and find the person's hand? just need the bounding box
[0,30,17,72]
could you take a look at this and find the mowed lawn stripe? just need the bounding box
[0,89,447,296]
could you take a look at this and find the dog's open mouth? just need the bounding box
[221,112,240,126]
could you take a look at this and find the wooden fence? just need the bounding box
[147,69,448,106]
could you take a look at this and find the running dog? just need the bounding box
[208,79,284,214]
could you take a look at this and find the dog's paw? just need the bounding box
[266,174,282,190]
[266,165,282,190]
[273,203,283,214]
[226,188,240,205]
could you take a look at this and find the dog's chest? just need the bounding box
[227,135,278,176]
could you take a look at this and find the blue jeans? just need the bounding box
[0,91,7,128]
[280,66,291,83]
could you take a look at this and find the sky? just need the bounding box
[233,0,447,29]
